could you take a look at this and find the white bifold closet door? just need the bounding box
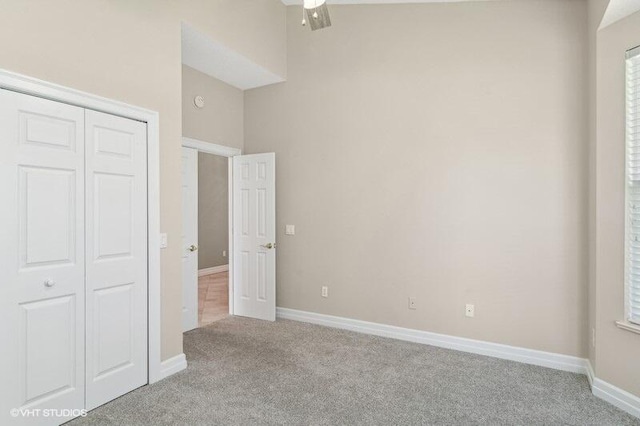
[0,89,86,425]
[84,110,147,410]
[0,89,148,424]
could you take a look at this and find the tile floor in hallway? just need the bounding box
[198,270,229,327]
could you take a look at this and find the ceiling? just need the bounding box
[600,0,640,29]
[281,0,497,4]
[181,23,284,91]
[183,0,640,89]
[282,0,640,32]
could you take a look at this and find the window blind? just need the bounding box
[626,45,640,325]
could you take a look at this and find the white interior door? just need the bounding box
[84,110,148,410]
[181,147,198,332]
[233,153,276,321]
[0,89,86,425]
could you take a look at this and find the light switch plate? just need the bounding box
[285,225,295,235]
[160,233,168,249]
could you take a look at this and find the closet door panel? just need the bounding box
[0,89,85,426]
[85,110,147,411]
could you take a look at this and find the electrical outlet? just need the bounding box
[222,250,227,257]
[321,286,329,298]
[408,297,417,310]
[465,304,475,318]
[285,225,296,235]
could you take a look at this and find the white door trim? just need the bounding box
[182,136,242,157]
[0,68,165,384]
[181,137,241,316]
[181,147,199,332]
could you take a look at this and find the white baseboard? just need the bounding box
[587,359,640,418]
[198,264,229,276]
[157,353,187,381]
[592,377,640,418]
[276,308,588,375]
[277,308,640,419]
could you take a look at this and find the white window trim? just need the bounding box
[616,320,640,335]
[624,45,640,329]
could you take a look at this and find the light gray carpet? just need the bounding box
[70,317,640,425]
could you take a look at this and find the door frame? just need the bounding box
[182,136,241,316]
[0,69,166,384]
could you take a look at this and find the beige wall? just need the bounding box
[182,65,241,271]
[595,9,640,397]
[7,0,639,396]
[182,65,244,150]
[0,0,285,361]
[245,0,589,357]
[198,153,229,269]
[587,0,610,371]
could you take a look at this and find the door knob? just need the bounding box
[261,243,276,249]
[44,279,56,288]
[188,245,198,252]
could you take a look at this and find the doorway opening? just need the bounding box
[197,151,230,327]
[181,137,239,333]
[181,137,277,331]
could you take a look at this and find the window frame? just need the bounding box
[624,45,640,326]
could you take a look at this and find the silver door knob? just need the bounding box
[44,279,56,288]
[261,243,276,249]
[188,245,198,252]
